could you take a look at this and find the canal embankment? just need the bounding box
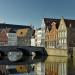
[46,48,68,56]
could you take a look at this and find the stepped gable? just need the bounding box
[44,18,75,31]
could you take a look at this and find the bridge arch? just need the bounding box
[17,48,30,56]
[34,51,43,56]
[0,51,5,59]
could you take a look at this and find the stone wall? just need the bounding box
[46,48,68,56]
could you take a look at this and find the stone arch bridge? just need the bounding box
[0,46,47,56]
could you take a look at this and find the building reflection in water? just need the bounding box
[34,62,45,75]
[45,56,67,75]
[68,56,75,75]
[6,64,36,75]
[0,56,68,75]
[73,57,75,67]
[34,56,67,75]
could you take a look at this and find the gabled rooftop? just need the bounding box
[0,23,32,32]
[44,17,75,31]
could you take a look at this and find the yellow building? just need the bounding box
[16,28,32,46]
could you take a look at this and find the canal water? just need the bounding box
[0,56,75,75]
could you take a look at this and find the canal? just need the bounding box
[0,56,75,75]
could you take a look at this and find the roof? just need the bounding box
[44,18,75,31]
[9,28,16,33]
[0,23,32,32]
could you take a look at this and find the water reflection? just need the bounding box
[0,56,75,75]
[6,56,68,75]
[45,56,67,75]
[68,57,75,75]
[0,56,47,65]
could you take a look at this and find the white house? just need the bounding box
[35,28,42,47]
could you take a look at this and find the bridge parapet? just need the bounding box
[0,46,47,56]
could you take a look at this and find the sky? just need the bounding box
[0,0,75,28]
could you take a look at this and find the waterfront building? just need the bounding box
[0,28,17,46]
[45,22,58,48]
[31,36,36,46]
[31,29,36,46]
[41,19,45,47]
[0,23,33,46]
[58,17,67,49]
[35,28,42,47]
[16,28,32,46]
[41,16,75,49]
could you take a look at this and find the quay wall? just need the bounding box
[46,48,68,56]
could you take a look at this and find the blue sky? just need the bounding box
[0,0,75,28]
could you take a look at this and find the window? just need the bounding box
[62,39,63,43]
[62,32,64,37]
[64,39,66,43]
[60,32,61,37]
[58,33,60,37]
[45,42,47,47]
[65,32,67,37]
[61,25,64,29]
[59,39,61,43]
